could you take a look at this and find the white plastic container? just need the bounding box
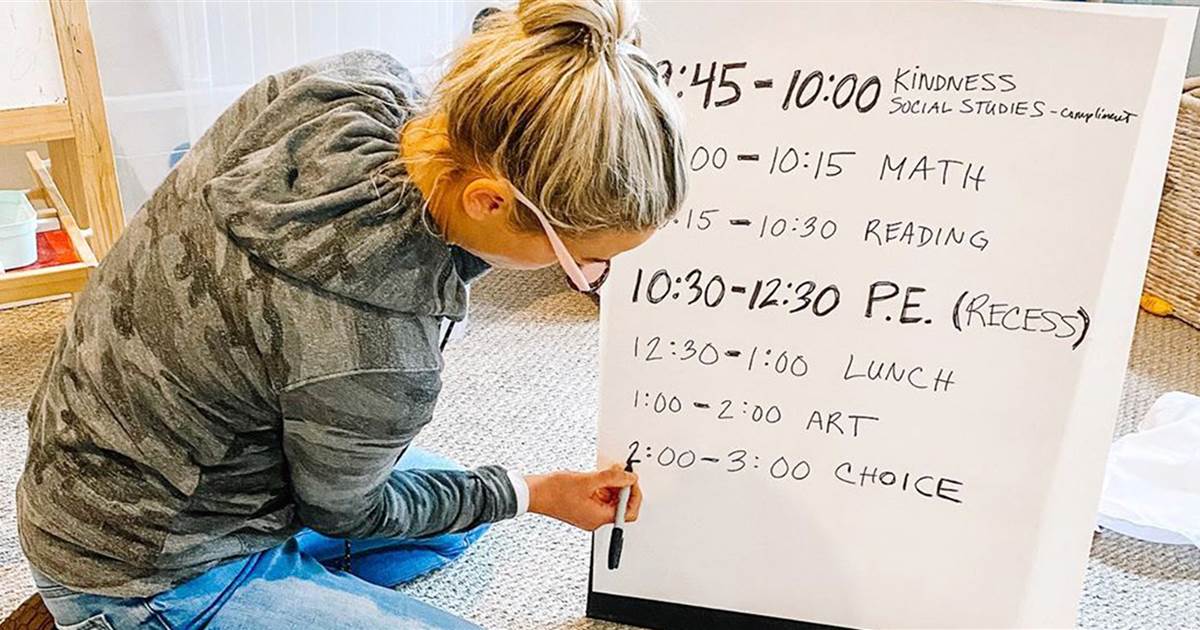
[0,190,38,270]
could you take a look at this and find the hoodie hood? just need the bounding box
[200,51,485,319]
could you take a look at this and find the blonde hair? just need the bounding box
[418,0,687,235]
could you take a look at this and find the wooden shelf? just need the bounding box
[0,0,120,308]
[0,104,73,145]
[0,151,98,304]
[0,0,123,249]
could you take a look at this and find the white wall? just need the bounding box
[0,145,42,190]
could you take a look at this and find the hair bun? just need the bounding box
[518,0,638,57]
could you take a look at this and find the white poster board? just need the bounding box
[0,1,66,111]
[591,2,1196,629]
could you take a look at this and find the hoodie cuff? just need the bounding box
[506,469,530,516]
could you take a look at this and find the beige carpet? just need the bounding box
[1,268,1198,629]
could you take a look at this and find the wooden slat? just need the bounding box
[48,138,87,230]
[50,0,124,258]
[0,104,73,145]
[0,263,91,304]
[27,188,50,206]
[0,262,90,282]
[26,151,98,267]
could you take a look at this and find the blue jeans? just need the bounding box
[31,449,488,629]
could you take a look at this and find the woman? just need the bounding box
[16,0,685,627]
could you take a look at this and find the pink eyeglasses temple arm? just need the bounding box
[510,187,594,292]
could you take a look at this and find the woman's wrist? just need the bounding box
[524,473,553,516]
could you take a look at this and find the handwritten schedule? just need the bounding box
[590,3,1196,629]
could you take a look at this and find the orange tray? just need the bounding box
[7,229,82,272]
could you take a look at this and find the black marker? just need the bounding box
[607,456,637,570]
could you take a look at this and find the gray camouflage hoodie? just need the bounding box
[16,50,517,598]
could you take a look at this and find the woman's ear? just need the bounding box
[461,178,512,223]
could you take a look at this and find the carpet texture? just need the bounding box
[1,268,1198,629]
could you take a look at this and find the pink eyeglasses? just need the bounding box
[510,186,611,295]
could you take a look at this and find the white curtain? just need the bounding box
[89,0,496,215]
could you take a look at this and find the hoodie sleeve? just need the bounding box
[280,369,518,539]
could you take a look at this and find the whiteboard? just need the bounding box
[0,1,66,110]
[590,2,1196,629]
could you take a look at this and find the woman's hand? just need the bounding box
[525,465,642,531]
